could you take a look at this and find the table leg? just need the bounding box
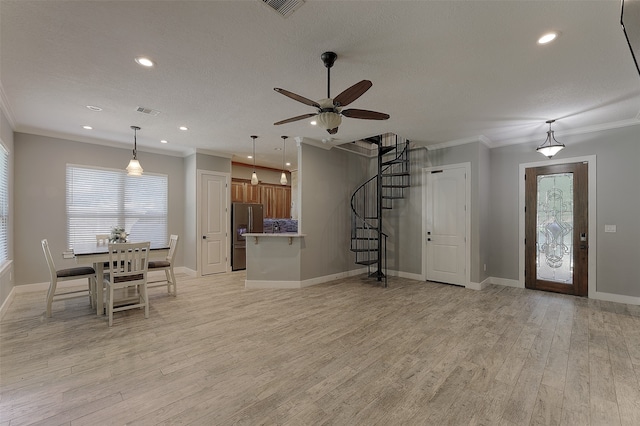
[95,262,104,315]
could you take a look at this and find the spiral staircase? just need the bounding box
[350,134,410,287]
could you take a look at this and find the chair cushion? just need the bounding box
[113,274,145,283]
[148,260,171,269]
[57,266,95,278]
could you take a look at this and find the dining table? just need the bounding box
[73,241,170,315]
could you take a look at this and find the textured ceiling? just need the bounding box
[1,0,639,170]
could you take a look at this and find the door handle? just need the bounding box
[427,238,431,241]
[202,235,207,239]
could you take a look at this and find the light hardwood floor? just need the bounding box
[1,272,640,425]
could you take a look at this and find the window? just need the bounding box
[0,144,8,263]
[66,165,168,248]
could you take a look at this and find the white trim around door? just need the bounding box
[422,162,471,288]
[518,155,597,298]
[196,170,231,276]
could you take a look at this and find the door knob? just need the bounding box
[427,238,431,241]
[202,235,207,239]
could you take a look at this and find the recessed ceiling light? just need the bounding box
[248,155,253,159]
[135,56,154,67]
[160,140,168,144]
[310,120,317,126]
[82,125,93,130]
[538,32,558,45]
[178,125,188,131]
[274,147,282,151]
[86,105,102,112]
[286,162,291,166]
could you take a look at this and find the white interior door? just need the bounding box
[200,172,228,275]
[425,166,467,286]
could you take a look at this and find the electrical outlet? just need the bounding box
[604,224,617,233]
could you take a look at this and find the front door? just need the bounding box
[425,166,467,286]
[525,162,588,296]
[200,172,228,275]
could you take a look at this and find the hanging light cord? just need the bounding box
[131,125,139,159]
[252,136,257,172]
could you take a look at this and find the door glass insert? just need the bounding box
[536,172,573,284]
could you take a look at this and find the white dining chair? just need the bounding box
[104,241,150,327]
[96,234,110,245]
[41,239,96,317]
[147,234,179,296]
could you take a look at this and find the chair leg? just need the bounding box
[169,268,177,296]
[142,284,149,319]
[88,277,96,308]
[108,285,114,327]
[164,269,171,295]
[46,279,57,318]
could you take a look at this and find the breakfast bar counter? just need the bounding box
[243,233,306,289]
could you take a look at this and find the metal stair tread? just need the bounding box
[356,259,378,265]
[381,172,410,177]
[382,184,410,188]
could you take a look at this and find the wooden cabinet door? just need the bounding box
[261,185,275,218]
[245,184,261,203]
[274,187,291,219]
[231,182,244,203]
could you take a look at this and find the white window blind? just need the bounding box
[0,144,8,262]
[66,165,168,248]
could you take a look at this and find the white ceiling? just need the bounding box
[1,0,639,171]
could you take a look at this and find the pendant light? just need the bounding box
[126,126,143,176]
[280,135,288,185]
[250,135,259,185]
[536,119,565,158]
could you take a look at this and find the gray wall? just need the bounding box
[184,154,197,272]
[490,125,640,297]
[0,108,14,305]
[299,143,367,280]
[13,133,186,286]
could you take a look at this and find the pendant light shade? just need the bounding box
[126,126,143,176]
[250,135,259,185]
[280,135,288,185]
[536,120,565,158]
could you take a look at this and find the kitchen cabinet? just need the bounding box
[231,180,262,203]
[231,179,290,218]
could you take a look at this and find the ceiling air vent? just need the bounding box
[261,0,304,18]
[136,106,160,116]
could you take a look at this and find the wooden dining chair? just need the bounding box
[41,239,96,317]
[104,241,150,327]
[148,234,179,296]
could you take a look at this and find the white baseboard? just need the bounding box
[592,290,640,306]
[175,266,196,277]
[489,277,523,288]
[245,268,367,289]
[466,277,491,290]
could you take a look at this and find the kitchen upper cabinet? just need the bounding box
[231,181,245,203]
[231,179,290,218]
[231,180,261,204]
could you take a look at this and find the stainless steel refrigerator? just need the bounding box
[231,203,264,270]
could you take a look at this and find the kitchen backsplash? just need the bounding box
[263,219,298,233]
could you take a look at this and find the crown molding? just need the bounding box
[194,148,233,159]
[426,115,640,151]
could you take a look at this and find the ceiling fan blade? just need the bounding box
[274,88,321,108]
[274,113,317,126]
[333,80,372,107]
[342,109,390,120]
[327,127,339,135]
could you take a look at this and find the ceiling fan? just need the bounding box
[274,51,390,135]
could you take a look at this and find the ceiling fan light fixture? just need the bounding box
[126,125,143,176]
[316,112,342,130]
[536,120,565,158]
